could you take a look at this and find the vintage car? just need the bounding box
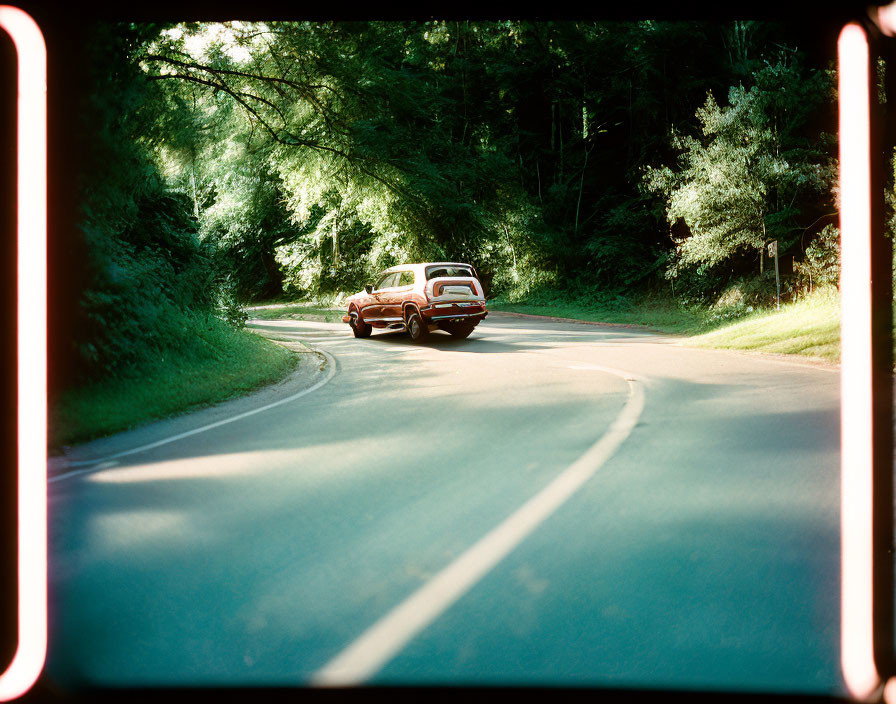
[341,262,488,341]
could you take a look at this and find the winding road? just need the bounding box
[46,313,843,694]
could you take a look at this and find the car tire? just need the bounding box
[407,312,428,342]
[445,321,476,339]
[350,310,372,338]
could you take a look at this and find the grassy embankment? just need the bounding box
[489,286,842,362]
[52,319,300,449]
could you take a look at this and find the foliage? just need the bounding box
[643,54,835,296]
[793,224,840,293]
[72,23,262,382]
[134,20,834,307]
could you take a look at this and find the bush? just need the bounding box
[793,224,839,294]
[707,274,779,322]
[214,275,249,329]
[76,186,220,380]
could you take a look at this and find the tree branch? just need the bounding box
[144,53,432,218]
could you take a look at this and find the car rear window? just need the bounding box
[426,265,473,280]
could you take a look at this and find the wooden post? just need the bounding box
[769,240,780,309]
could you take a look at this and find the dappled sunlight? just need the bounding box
[647,467,838,522]
[86,449,289,484]
[485,321,647,336]
[249,319,342,333]
[89,509,191,552]
[247,317,669,362]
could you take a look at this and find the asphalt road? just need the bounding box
[46,313,842,694]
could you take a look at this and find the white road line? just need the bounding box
[310,366,645,687]
[49,350,337,483]
[552,362,649,383]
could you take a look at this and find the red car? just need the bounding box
[341,262,488,341]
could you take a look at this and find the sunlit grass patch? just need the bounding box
[685,287,840,361]
[52,321,299,448]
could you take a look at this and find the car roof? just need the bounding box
[381,262,473,273]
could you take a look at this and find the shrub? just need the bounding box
[793,224,839,294]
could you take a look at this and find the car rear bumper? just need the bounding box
[343,305,488,325]
[424,309,488,322]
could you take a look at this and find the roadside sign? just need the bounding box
[769,240,780,309]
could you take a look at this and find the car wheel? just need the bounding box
[350,310,372,338]
[407,312,428,342]
[446,321,476,339]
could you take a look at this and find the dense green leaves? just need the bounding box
[644,54,835,297]
[74,23,249,380]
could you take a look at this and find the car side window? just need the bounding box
[375,272,397,290]
[397,271,414,287]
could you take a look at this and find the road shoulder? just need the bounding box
[48,342,331,478]
[486,309,661,331]
[487,309,840,371]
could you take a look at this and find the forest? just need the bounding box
[62,18,850,398]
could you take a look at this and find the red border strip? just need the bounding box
[0,6,46,702]
[839,21,885,702]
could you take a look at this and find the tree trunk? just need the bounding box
[582,100,588,139]
[536,158,543,203]
[575,147,590,236]
[627,77,633,167]
[550,101,556,176]
[558,101,564,183]
[504,223,517,273]
[333,223,339,266]
[760,219,766,275]
[190,166,199,220]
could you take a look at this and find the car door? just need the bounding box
[380,270,414,320]
[365,271,398,321]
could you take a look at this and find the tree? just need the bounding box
[643,53,834,293]
[132,20,835,305]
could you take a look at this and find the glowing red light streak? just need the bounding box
[0,5,46,702]
[838,21,882,702]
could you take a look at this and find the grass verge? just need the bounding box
[51,319,300,449]
[247,303,345,322]
[686,288,840,361]
[488,295,710,334]
[491,287,842,362]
